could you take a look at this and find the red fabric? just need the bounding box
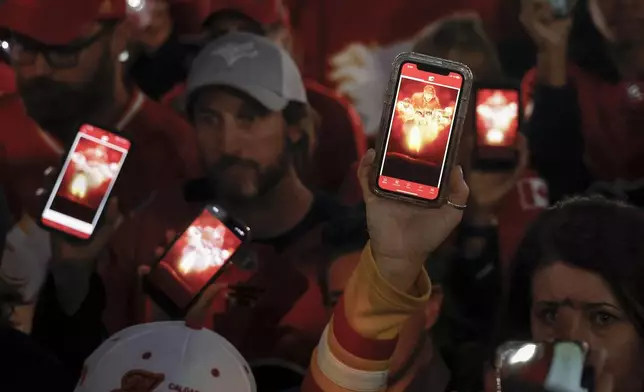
[332,296,398,360]
[0,63,16,97]
[286,0,526,83]
[0,0,126,45]
[494,170,549,267]
[169,0,212,35]
[522,64,644,181]
[305,80,367,193]
[521,67,538,113]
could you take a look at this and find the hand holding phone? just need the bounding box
[358,150,469,292]
[143,205,250,318]
[372,53,472,207]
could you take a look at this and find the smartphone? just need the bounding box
[493,341,593,392]
[372,53,472,207]
[143,205,250,318]
[40,124,131,240]
[473,84,522,171]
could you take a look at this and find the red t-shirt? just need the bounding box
[522,65,644,181]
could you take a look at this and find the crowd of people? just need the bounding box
[0,0,643,391]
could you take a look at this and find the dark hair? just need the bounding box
[498,196,644,343]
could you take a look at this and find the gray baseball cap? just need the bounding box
[185,32,307,111]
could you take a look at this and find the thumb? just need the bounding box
[357,149,376,199]
[136,265,152,324]
[185,283,227,326]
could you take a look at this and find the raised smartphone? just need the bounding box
[143,205,250,318]
[373,53,472,207]
[40,124,131,240]
[473,84,522,171]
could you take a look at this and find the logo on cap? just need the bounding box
[211,42,259,67]
[112,370,165,392]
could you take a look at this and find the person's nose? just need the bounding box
[221,121,244,156]
[553,309,591,343]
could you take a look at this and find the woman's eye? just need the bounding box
[591,311,618,328]
[195,115,219,127]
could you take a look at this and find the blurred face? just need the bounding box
[424,89,435,101]
[13,23,119,139]
[531,262,644,392]
[192,88,291,201]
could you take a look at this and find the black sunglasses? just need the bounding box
[8,21,118,69]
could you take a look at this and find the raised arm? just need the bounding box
[303,149,469,391]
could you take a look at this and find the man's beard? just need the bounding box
[17,50,115,142]
[206,140,290,203]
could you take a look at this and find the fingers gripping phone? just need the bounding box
[493,341,594,392]
[372,53,473,207]
[473,83,522,171]
[40,124,131,240]
[143,205,251,318]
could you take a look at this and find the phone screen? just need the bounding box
[41,124,130,239]
[475,88,520,151]
[377,62,464,200]
[159,207,244,295]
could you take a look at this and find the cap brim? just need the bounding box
[187,81,288,112]
[0,3,96,45]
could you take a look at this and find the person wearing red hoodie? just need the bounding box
[521,0,644,205]
[0,0,199,376]
[161,0,368,194]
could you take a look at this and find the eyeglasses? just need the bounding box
[8,22,117,69]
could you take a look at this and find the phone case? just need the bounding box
[37,123,131,243]
[371,52,473,208]
[143,206,251,319]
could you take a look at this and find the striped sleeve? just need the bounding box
[302,242,431,392]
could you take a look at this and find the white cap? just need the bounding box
[186,31,307,111]
[75,321,256,392]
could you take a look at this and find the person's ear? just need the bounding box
[424,285,444,330]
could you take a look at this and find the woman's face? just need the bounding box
[530,262,644,391]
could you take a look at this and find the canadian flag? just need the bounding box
[517,177,549,210]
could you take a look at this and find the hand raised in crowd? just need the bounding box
[520,0,575,52]
[466,133,530,221]
[358,149,469,292]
